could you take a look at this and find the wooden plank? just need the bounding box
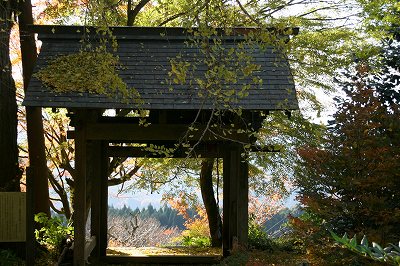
[0,192,26,242]
[83,123,249,142]
[73,112,87,266]
[86,124,185,141]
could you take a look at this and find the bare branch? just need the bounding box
[49,199,63,215]
[235,0,260,25]
[158,12,186,26]
[108,162,143,186]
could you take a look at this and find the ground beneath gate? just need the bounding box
[106,247,309,265]
[107,246,222,257]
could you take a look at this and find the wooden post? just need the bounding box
[222,144,249,256]
[237,157,248,245]
[73,111,87,266]
[26,167,35,266]
[90,141,108,263]
[99,148,109,259]
[222,144,234,256]
[88,140,100,263]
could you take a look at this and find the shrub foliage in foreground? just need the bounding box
[332,232,400,265]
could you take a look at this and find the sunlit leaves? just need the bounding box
[357,0,400,35]
[35,51,138,101]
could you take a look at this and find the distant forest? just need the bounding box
[108,204,189,230]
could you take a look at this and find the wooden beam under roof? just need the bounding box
[67,123,251,142]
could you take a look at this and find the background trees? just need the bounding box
[298,68,400,235]
[293,24,400,263]
[0,0,20,192]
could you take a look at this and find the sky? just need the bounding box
[108,186,164,209]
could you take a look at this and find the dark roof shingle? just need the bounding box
[23,25,298,111]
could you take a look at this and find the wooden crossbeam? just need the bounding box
[68,123,250,142]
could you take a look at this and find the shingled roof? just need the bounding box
[23,25,298,111]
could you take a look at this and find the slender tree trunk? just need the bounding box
[200,158,222,247]
[0,0,20,192]
[18,0,50,216]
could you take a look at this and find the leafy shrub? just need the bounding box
[248,218,273,251]
[35,212,73,251]
[272,235,305,253]
[332,232,400,265]
[0,249,23,266]
[173,209,211,247]
[181,235,211,247]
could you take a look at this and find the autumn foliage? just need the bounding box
[293,57,400,263]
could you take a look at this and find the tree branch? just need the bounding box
[127,0,151,26]
[235,0,260,25]
[108,163,143,186]
[158,12,186,26]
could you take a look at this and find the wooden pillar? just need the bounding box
[237,158,249,245]
[26,167,35,266]
[73,111,87,266]
[90,141,108,263]
[222,143,249,256]
[99,152,109,259]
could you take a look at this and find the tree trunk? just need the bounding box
[0,0,20,192]
[18,0,50,216]
[199,158,222,247]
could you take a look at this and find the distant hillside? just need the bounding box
[264,206,303,238]
[107,204,303,234]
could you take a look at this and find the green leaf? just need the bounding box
[361,235,369,247]
[350,234,357,247]
[372,242,384,253]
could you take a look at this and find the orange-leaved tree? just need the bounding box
[293,55,400,264]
